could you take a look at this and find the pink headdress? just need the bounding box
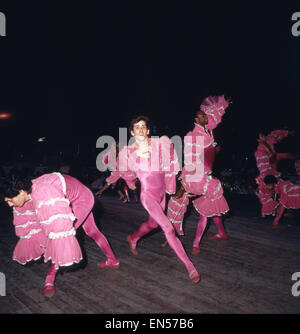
[199,95,229,130]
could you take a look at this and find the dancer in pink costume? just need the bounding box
[1,172,119,297]
[106,115,200,283]
[166,95,230,254]
[262,174,300,227]
[96,142,138,203]
[255,129,298,217]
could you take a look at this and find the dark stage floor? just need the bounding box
[0,193,300,314]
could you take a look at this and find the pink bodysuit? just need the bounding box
[107,136,197,274]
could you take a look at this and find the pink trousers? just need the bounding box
[130,171,196,274]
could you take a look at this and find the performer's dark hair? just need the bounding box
[129,115,151,132]
[0,173,32,199]
[196,109,206,116]
[263,174,278,185]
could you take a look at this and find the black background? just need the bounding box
[0,0,299,169]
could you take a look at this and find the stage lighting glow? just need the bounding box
[0,112,12,119]
[38,137,46,142]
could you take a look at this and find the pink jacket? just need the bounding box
[180,95,229,181]
[107,136,180,194]
[13,173,82,269]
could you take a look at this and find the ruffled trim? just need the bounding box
[43,235,83,270]
[19,228,43,239]
[48,227,76,240]
[44,256,83,270]
[15,221,38,229]
[193,196,229,217]
[39,213,76,225]
[13,234,46,265]
[278,182,300,209]
[261,210,276,217]
[13,254,43,265]
[37,197,70,209]
[279,198,300,209]
[261,204,279,216]
[13,208,36,216]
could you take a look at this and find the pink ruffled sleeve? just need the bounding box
[254,147,272,176]
[12,201,47,265]
[201,95,229,130]
[266,129,289,145]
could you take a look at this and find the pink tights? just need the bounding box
[272,204,285,226]
[130,194,196,274]
[44,263,58,287]
[73,193,118,264]
[46,194,118,289]
[193,216,227,248]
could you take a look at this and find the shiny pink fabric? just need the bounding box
[172,96,229,218]
[31,173,83,270]
[12,173,117,270]
[12,199,47,265]
[167,95,229,241]
[107,137,196,273]
[64,174,118,264]
[107,136,179,194]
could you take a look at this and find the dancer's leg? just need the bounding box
[208,216,228,239]
[142,195,199,281]
[95,183,110,196]
[167,194,189,236]
[192,215,208,254]
[117,190,125,200]
[123,185,130,203]
[272,204,285,228]
[71,190,119,266]
[43,263,58,297]
[82,213,119,266]
[133,189,139,203]
[129,216,159,254]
